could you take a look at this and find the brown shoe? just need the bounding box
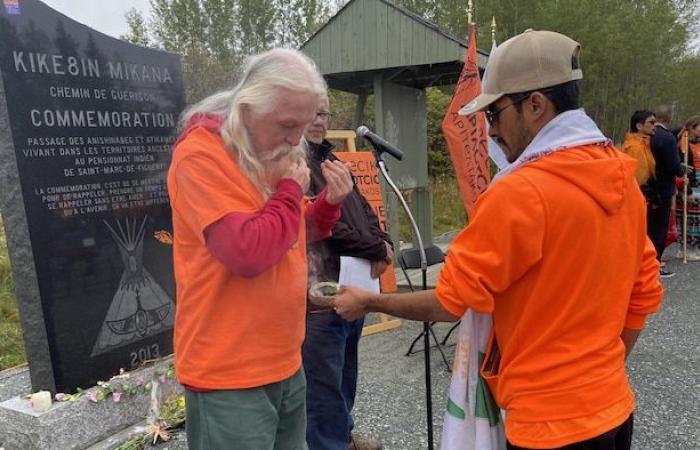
[348,433,383,450]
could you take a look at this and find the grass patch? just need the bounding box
[0,215,26,371]
[398,176,467,242]
[431,176,468,236]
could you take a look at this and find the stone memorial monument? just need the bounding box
[0,0,185,395]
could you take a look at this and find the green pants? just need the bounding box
[185,369,307,450]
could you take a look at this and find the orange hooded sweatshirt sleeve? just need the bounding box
[436,144,663,448]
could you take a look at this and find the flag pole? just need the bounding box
[440,2,507,448]
[491,16,497,46]
[682,129,689,263]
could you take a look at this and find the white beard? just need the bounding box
[261,143,308,189]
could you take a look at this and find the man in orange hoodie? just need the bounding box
[333,30,663,450]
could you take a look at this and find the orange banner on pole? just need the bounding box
[335,151,397,293]
[442,24,490,215]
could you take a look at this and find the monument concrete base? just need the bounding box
[0,365,30,403]
[0,358,182,450]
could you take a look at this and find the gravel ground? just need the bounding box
[97,245,700,450]
[352,248,699,450]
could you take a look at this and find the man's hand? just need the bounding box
[370,260,388,279]
[332,285,375,321]
[322,160,353,205]
[384,241,394,265]
[284,160,310,193]
[370,242,394,278]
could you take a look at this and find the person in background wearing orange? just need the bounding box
[621,111,677,264]
[674,116,700,260]
[332,30,663,450]
[167,48,353,450]
[687,116,700,172]
[621,110,657,185]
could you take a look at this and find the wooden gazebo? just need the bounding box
[302,0,488,245]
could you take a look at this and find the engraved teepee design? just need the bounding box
[91,217,174,357]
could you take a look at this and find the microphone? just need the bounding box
[356,126,404,161]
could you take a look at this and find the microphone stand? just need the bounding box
[374,152,434,450]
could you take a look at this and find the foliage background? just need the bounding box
[0,215,25,370]
[122,0,700,175]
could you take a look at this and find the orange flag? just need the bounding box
[442,24,490,215]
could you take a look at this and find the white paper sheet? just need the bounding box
[339,256,380,293]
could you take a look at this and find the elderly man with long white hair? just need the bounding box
[167,48,353,450]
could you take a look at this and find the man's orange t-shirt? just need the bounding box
[621,132,655,185]
[167,128,308,389]
[690,142,700,170]
[436,145,663,448]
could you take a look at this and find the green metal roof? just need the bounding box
[301,0,488,93]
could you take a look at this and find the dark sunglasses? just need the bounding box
[485,102,517,126]
[485,89,554,126]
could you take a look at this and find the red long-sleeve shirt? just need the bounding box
[205,183,339,277]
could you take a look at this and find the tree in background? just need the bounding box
[326,0,699,168]
[123,0,700,150]
[121,0,332,102]
[468,0,700,141]
[122,8,151,47]
[425,88,452,176]
[276,0,331,47]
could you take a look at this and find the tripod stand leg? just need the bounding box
[428,325,451,371]
[423,321,434,449]
[441,320,460,346]
[406,328,426,356]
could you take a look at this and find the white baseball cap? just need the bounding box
[459,29,583,116]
